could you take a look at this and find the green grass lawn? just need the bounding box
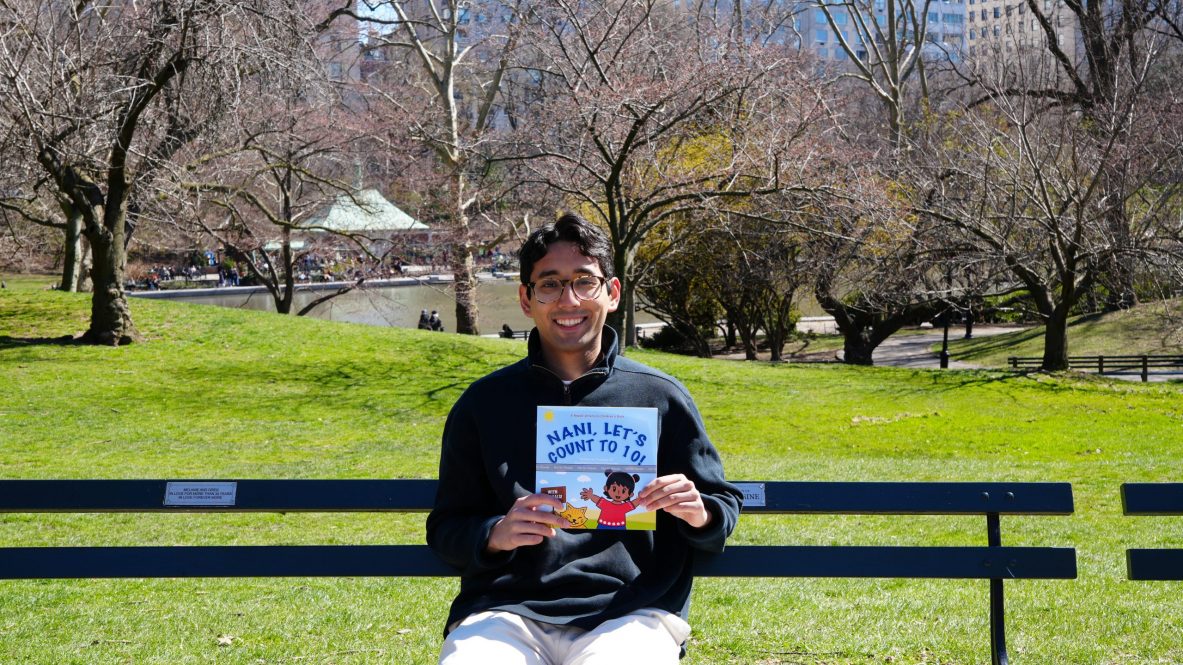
[4,289,1183,663]
[0,272,59,292]
[950,299,1183,367]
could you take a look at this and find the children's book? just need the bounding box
[536,406,659,531]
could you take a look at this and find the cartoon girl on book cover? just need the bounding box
[580,470,640,530]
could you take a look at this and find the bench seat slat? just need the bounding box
[0,481,1073,515]
[1121,483,1183,515]
[1126,549,1183,581]
[694,545,1077,579]
[0,545,1077,581]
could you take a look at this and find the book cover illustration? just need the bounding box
[537,406,659,531]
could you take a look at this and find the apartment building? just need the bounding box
[793,0,968,63]
[964,0,1081,65]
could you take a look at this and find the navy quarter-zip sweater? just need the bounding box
[426,327,742,636]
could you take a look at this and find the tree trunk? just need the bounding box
[1101,205,1137,311]
[453,248,479,335]
[60,209,83,292]
[75,235,92,293]
[1041,312,1070,371]
[449,171,479,335]
[607,246,637,349]
[740,330,758,360]
[843,328,876,366]
[80,214,137,346]
[276,230,295,315]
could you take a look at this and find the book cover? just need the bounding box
[536,406,659,531]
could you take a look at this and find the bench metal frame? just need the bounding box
[0,480,1076,665]
[1122,482,1183,581]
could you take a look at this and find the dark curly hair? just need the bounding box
[603,469,640,498]
[518,212,615,286]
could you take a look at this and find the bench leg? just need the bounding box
[988,513,1008,665]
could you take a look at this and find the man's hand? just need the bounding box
[637,474,712,529]
[485,494,569,554]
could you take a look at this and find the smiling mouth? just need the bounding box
[554,316,587,328]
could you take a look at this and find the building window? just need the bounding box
[816,29,828,43]
[816,10,827,24]
[928,11,939,21]
[993,7,1001,17]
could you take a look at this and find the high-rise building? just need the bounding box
[964,0,1082,66]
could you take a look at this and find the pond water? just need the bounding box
[147,278,660,334]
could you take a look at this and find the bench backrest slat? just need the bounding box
[0,480,1073,515]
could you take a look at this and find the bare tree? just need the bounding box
[919,50,1183,369]
[517,0,825,346]
[332,0,530,335]
[815,0,939,148]
[965,0,1182,310]
[801,174,952,365]
[0,1,304,344]
[169,10,384,317]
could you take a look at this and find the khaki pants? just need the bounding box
[439,608,691,665]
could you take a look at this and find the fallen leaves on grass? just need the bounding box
[850,412,940,426]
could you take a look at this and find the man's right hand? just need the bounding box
[485,494,568,554]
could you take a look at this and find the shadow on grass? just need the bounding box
[953,327,1045,360]
[161,350,484,421]
[0,334,79,351]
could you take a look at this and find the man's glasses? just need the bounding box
[528,276,608,304]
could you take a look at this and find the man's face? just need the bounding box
[519,241,620,370]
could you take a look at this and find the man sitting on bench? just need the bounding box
[427,213,742,664]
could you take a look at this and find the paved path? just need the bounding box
[870,327,1182,382]
[870,326,1017,370]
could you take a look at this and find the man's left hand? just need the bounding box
[636,474,712,529]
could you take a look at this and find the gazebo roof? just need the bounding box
[302,189,428,232]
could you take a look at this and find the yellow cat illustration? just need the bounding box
[558,502,588,528]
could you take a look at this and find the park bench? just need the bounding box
[1121,482,1183,580]
[1008,354,1183,382]
[498,325,530,340]
[0,479,1076,664]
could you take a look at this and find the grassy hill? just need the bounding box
[949,299,1183,367]
[3,289,1183,663]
